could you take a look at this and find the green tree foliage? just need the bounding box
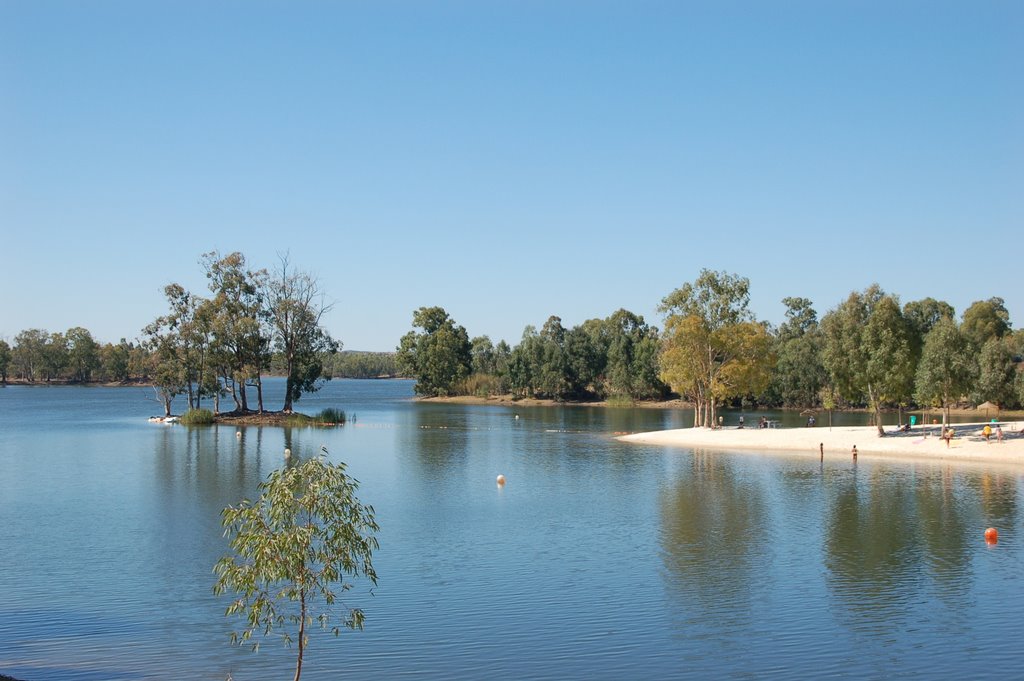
[501,310,665,401]
[603,309,666,400]
[903,298,955,343]
[974,336,1017,407]
[12,328,49,381]
[327,351,398,379]
[143,323,188,417]
[960,297,1011,351]
[0,339,11,383]
[902,298,956,381]
[914,316,974,425]
[396,306,472,397]
[470,335,497,375]
[465,335,506,396]
[659,269,753,328]
[143,284,212,414]
[506,326,539,397]
[214,454,378,681]
[65,327,101,382]
[764,297,826,407]
[1016,365,1024,410]
[493,340,512,382]
[564,320,605,398]
[822,286,915,435]
[265,254,338,413]
[536,316,570,399]
[99,342,131,382]
[203,251,271,412]
[658,270,772,426]
[41,331,69,382]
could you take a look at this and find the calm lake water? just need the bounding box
[1,380,1022,680]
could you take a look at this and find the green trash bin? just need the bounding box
[910,416,916,427]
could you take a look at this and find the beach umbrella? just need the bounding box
[977,401,999,420]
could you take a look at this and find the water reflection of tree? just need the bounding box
[914,467,971,593]
[823,464,1015,629]
[659,450,768,627]
[826,469,918,598]
[963,469,1018,526]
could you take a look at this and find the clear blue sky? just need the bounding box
[2,1,1021,352]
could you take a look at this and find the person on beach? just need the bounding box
[997,425,1004,443]
[739,415,744,429]
[851,445,858,459]
[983,424,992,443]
[943,427,954,447]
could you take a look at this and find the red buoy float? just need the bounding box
[985,527,998,544]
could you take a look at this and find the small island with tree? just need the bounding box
[143,250,340,425]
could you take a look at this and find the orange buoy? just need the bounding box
[985,527,998,544]
[496,474,506,486]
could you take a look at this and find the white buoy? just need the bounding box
[284,448,291,458]
[496,474,506,486]
[235,431,242,438]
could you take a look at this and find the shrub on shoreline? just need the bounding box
[180,408,215,425]
[313,407,347,425]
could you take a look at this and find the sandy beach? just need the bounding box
[619,421,1024,467]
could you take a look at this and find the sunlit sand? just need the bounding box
[619,421,1024,467]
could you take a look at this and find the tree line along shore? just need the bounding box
[397,270,1022,436]
[3,258,1021,429]
[0,354,397,388]
[0,252,397,419]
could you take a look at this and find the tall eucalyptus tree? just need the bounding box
[265,254,338,413]
[659,270,772,427]
[822,285,914,436]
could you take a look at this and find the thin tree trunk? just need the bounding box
[239,374,249,411]
[868,383,884,437]
[294,589,306,681]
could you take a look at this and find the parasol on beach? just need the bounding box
[977,401,999,420]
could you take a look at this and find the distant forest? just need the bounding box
[394,270,1023,429]
[0,251,397,417]
[0,333,397,384]
[3,263,1022,427]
